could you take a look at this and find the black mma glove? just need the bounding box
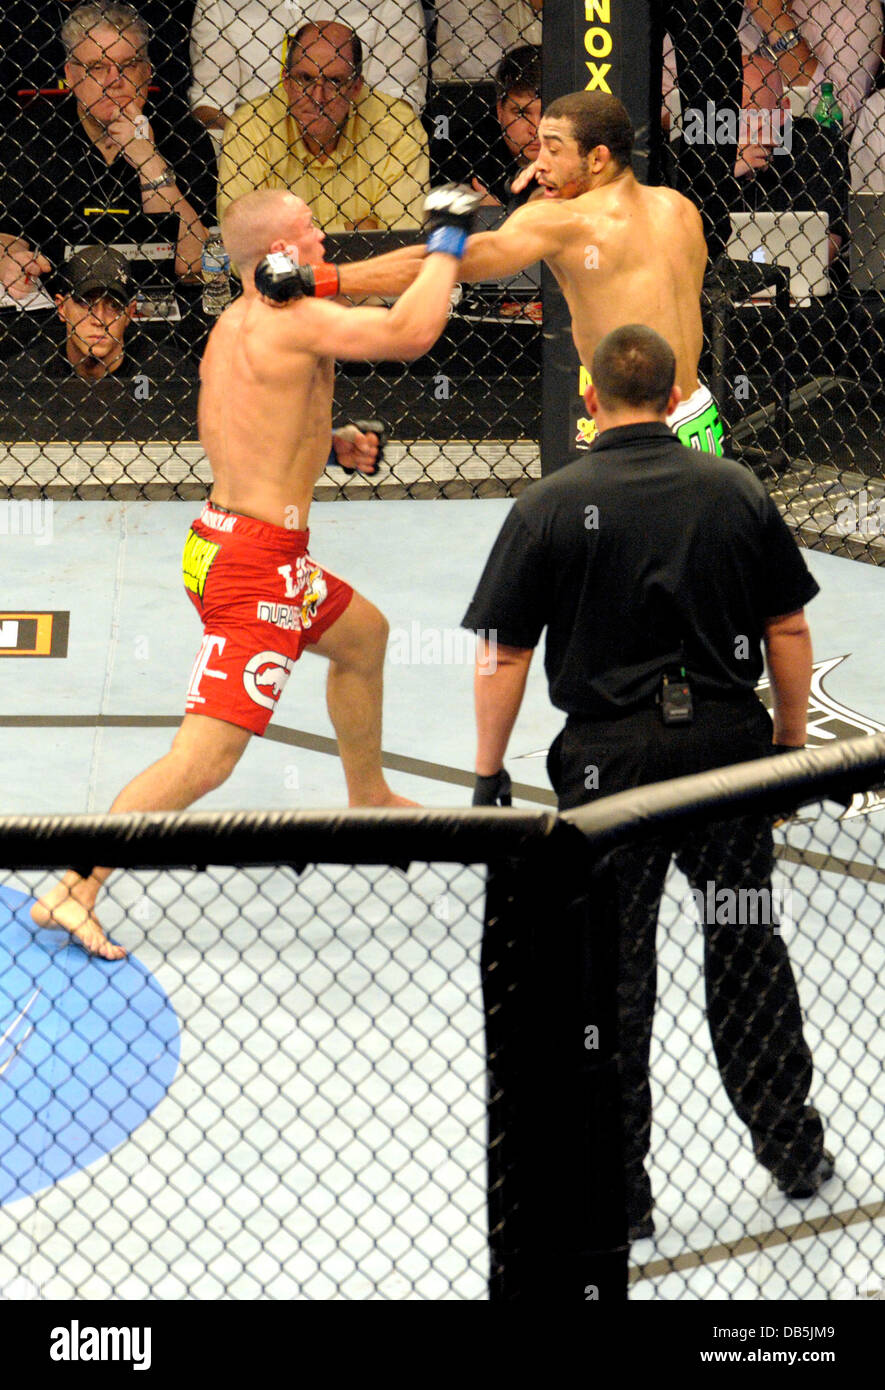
[472,768,512,807]
[423,184,485,259]
[332,419,388,477]
[254,252,340,303]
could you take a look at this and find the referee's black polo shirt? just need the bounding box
[462,423,819,719]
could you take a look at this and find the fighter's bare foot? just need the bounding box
[352,792,420,809]
[30,884,126,960]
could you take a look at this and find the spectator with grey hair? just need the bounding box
[0,2,194,117]
[0,1,217,298]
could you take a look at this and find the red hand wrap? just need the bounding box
[310,263,340,297]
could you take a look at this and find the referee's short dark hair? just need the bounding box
[591,325,676,414]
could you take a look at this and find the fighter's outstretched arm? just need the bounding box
[338,201,567,296]
[457,202,567,283]
[260,185,485,358]
[273,249,464,362]
[337,244,426,298]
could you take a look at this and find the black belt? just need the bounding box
[566,691,758,721]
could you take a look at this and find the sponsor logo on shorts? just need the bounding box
[200,506,238,533]
[674,397,725,457]
[186,633,227,706]
[300,566,327,628]
[243,650,294,711]
[182,531,220,600]
[575,366,597,449]
[276,557,328,629]
[256,600,302,631]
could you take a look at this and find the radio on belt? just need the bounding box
[658,668,694,726]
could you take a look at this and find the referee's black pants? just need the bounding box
[548,695,826,1205]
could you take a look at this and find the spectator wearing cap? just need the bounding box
[52,245,136,379]
[217,20,428,231]
[5,243,192,386]
[0,2,217,300]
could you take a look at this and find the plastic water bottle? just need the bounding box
[813,81,843,130]
[201,228,231,316]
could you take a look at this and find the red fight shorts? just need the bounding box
[182,503,353,735]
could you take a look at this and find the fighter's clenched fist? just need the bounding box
[423,184,484,259]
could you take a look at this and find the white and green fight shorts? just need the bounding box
[667,383,725,456]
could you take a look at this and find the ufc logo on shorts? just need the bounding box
[186,633,227,705]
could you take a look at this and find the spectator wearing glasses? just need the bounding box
[0,2,216,300]
[217,20,428,230]
[0,2,193,118]
[188,0,429,136]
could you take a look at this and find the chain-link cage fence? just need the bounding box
[0,808,571,1301]
[0,1,544,500]
[566,733,885,1303]
[3,1,885,549]
[0,863,491,1300]
[0,740,882,1301]
[660,1,885,565]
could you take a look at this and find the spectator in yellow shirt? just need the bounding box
[218,20,429,231]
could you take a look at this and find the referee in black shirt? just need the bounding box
[464,324,834,1239]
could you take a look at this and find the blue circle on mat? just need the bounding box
[0,885,180,1207]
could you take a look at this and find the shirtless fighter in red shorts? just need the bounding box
[32,183,481,960]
